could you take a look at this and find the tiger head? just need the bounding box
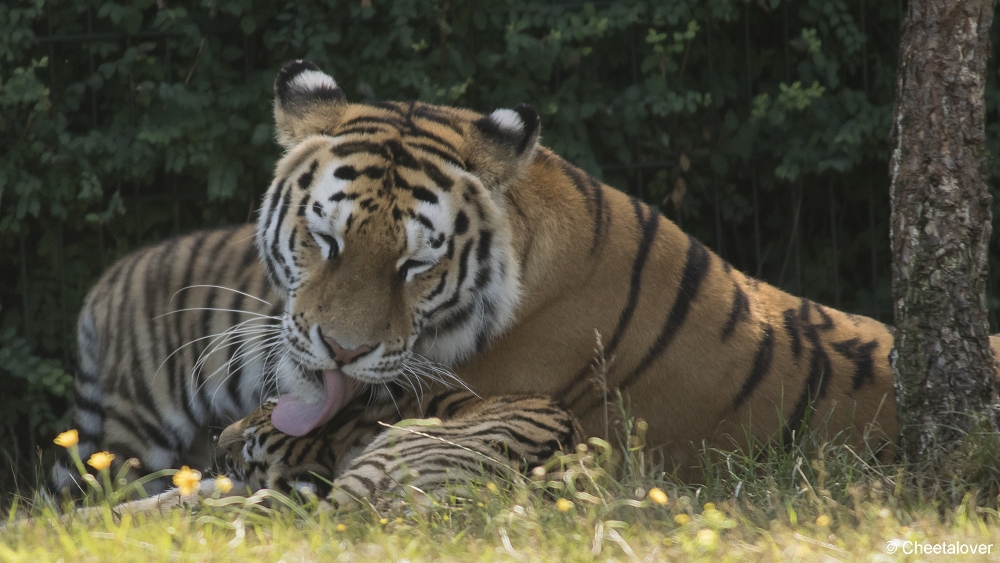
[258,60,540,402]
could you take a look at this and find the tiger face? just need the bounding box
[258,60,540,400]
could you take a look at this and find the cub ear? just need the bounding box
[465,103,541,190]
[273,59,348,149]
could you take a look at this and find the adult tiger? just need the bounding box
[256,59,1000,478]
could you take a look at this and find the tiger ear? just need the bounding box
[273,59,348,150]
[465,104,541,190]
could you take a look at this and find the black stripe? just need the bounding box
[169,232,213,427]
[333,165,358,181]
[410,185,439,204]
[334,126,387,137]
[413,213,440,230]
[331,141,392,160]
[424,392,456,418]
[385,139,420,169]
[618,234,711,392]
[784,323,833,440]
[812,302,835,330]
[831,338,879,391]
[476,230,492,263]
[619,235,711,398]
[421,159,455,191]
[731,324,775,411]
[474,265,492,289]
[73,393,105,416]
[190,233,237,418]
[425,240,474,319]
[298,160,319,190]
[224,253,259,409]
[436,303,475,333]
[330,191,358,202]
[270,185,294,284]
[342,471,381,497]
[557,159,606,253]
[265,433,294,455]
[425,271,449,300]
[408,141,465,170]
[338,114,407,131]
[454,211,469,235]
[721,283,751,341]
[561,199,658,400]
[296,193,311,217]
[782,308,803,358]
[602,200,659,358]
[412,104,463,134]
[281,143,326,184]
[106,406,175,451]
[404,120,461,155]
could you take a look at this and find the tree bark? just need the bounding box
[889,0,998,473]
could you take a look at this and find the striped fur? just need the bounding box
[52,226,284,494]
[260,60,1000,479]
[218,387,583,505]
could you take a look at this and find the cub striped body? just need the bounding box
[218,387,583,505]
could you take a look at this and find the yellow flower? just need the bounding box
[674,513,691,525]
[54,429,79,448]
[696,528,718,547]
[172,465,202,496]
[87,451,115,471]
[214,476,233,494]
[815,514,831,527]
[556,498,574,512]
[648,488,668,506]
[379,518,388,525]
[486,482,498,493]
[395,518,403,524]
[703,502,716,511]
[336,524,347,532]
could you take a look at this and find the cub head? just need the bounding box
[217,395,369,495]
[258,60,540,402]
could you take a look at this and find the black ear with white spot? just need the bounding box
[273,59,348,149]
[466,103,541,190]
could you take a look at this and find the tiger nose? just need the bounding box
[323,336,371,364]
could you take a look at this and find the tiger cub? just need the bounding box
[218,385,583,506]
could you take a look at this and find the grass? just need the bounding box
[4,419,1000,563]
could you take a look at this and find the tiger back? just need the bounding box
[52,225,283,493]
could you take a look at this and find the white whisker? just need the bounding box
[170,284,273,306]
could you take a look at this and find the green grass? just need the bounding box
[4,429,1000,563]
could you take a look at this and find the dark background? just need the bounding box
[2,0,998,498]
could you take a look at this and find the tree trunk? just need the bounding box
[889,0,998,473]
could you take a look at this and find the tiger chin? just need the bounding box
[259,58,1000,478]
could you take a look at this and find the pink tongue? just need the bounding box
[272,370,354,436]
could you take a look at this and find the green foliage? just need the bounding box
[0,0,998,494]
